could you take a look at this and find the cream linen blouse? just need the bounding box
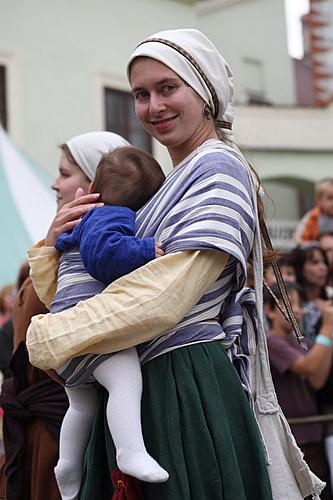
[27,240,228,370]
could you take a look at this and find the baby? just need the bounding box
[50,146,168,499]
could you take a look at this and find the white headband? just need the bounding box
[67,131,130,181]
[127,28,234,129]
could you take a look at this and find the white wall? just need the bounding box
[197,0,296,105]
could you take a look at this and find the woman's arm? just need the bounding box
[28,240,60,308]
[27,250,228,370]
[291,301,333,389]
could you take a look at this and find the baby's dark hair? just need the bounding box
[91,146,166,211]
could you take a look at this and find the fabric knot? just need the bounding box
[219,287,258,396]
[220,287,258,355]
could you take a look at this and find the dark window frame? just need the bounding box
[104,87,152,153]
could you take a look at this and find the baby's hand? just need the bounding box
[155,241,164,258]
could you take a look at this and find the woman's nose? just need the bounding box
[149,94,166,114]
[51,178,60,191]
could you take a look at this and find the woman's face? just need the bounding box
[52,151,90,210]
[302,249,328,289]
[129,57,218,165]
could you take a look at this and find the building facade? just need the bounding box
[1,0,333,252]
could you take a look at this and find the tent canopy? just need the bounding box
[0,125,56,287]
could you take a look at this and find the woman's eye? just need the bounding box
[162,85,174,94]
[133,90,148,101]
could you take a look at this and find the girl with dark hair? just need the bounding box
[292,242,333,489]
[292,242,329,342]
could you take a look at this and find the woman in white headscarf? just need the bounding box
[27,31,324,499]
[30,131,129,300]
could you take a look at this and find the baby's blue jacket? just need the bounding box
[55,205,156,285]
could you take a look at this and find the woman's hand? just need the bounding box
[45,189,104,246]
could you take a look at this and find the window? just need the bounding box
[104,88,152,153]
[243,57,271,106]
[0,65,7,129]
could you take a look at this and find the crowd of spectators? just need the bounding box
[262,177,333,498]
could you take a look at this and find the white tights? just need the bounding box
[54,348,168,500]
[325,435,333,488]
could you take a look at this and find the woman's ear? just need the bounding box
[88,182,94,194]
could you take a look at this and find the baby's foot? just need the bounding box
[54,460,81,499]
[117,451,169,483]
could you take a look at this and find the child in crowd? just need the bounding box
[263,252,296,287]
[50,146,168,499]
[295,178,333,243]
[262,252,297,332]
[264,282,333,500]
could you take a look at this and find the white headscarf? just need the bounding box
[66,131,130,181]
[127,28,234,136]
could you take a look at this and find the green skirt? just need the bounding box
[79,342,272,500]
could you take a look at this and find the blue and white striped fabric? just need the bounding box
[51,249,105,314]
[51,249,112,388]
[52,139,258,392]
[135,139,257,378]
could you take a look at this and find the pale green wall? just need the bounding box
[0,0,195,178]
[246,149,333,184]
[1,0,331,221]
[198,0,296,105]
[245,148,333,221]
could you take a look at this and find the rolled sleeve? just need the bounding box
[27,240,60,309]
[27,250,228,370]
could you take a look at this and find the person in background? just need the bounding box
[51,146,167,499]
[295,178,333,243]
[26,29,324,499]
[265,282,333,500]
[0,262,31,497]
[262,252,297,333]
[0,131,129,500]
[264,252,297,287]
[0,263,30,381]
[0,285,16,328]
[318,232,333,298]
[292,242,333,491]
[292,243,329,342]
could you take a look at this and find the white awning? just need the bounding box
[0,124,56,286]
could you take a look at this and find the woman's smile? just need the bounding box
[151,115,178,132]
